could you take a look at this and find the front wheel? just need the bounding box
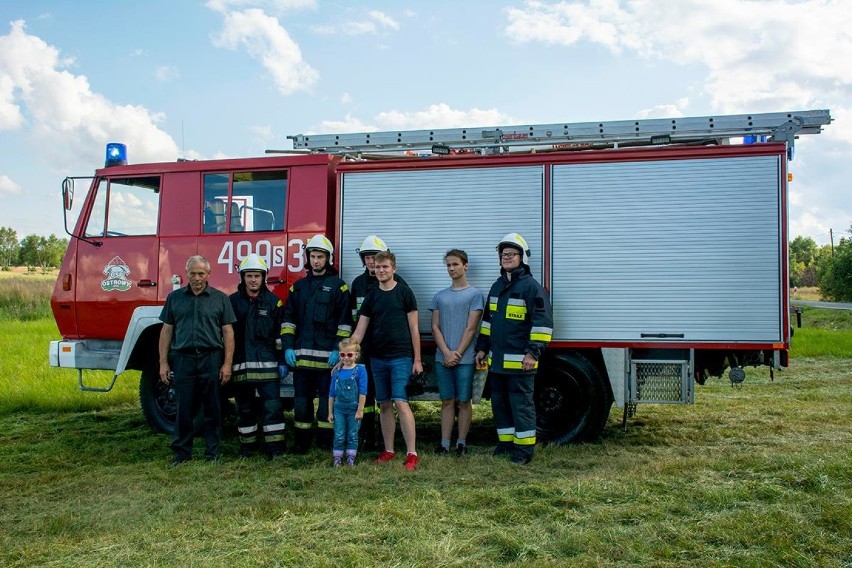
[139,367,179,434]
[534,353,612,444]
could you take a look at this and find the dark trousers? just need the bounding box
[359,358,378,451]
[170,350,223,461]
[234,380,286,456]
[293,368,332,451]
[490,372,537,460]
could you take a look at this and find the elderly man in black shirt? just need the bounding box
[159,255,236,466]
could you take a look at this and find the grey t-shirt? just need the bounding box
[428,286,484,365]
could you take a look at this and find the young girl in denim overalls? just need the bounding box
[328,338,368,467]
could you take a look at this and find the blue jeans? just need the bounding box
[372,357,412,403]
[333,403,361,452]
[435,363,475,402]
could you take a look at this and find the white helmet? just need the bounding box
[356,234,389,262]
[239,253,268,274]
[497,232,531,265]
[305,234,334,264]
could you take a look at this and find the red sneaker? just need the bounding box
[403,453,419,471]
[375,450,396,463]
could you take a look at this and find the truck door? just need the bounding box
[74,176,161,340]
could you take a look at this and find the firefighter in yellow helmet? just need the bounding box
[229,253,287,458]
[475,233,553,465]
[281,235,352,453]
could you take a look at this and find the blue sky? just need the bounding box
[0,0,849,245]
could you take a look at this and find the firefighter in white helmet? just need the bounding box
[281,234,352,453]
[475,233,553,465]
[229,253,287,458]
[348,234,409,451]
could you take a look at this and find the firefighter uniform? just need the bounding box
[475,236,553,464]
[282,265,352,452]
[230,275,287,458]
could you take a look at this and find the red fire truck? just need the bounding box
[49,110,831,442]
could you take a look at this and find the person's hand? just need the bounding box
[475,351,487,367]
[328,413,334,424]
[355,409,364,420]
[285,349,297,367]
[220,364,232,385]
[159,363,171,385]
[413,360,423,375]
[328,350,340,367]
[278,365,288,379]
[522,353,537,372]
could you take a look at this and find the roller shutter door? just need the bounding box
[551,155,783,343]
[341,166,544,335]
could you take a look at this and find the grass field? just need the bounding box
[1,293,850,566]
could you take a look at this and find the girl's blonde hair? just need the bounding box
[338,337,361,352]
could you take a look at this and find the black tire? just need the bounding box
[139,368,203,435]
[534,353,612,444]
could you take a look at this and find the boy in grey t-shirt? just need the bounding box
[428,249,484,456]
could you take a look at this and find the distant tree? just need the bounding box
[0,226,17,270]
[789,235,819,287]
[43,234,68,268]
[817,224,852,302]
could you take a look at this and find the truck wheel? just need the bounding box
[534,353,612,444]
[139,368,178,434]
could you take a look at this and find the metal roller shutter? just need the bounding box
[551,155,783,343]
[340,166,545,336]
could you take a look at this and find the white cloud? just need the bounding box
[206,0,317,14]
[635,103,687,120]
[504,0,852,113]
[0,20,178,167]
[0,174,21,196]
[342,21,377,35]
[154,65,180,82]
[369,11,400,31]
[340,91,352,104]
[316,103,518,134]
[210,8,319,95]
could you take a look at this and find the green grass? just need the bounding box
[1,316,851,566]
[0,276,55,321]
[0,359,849,567]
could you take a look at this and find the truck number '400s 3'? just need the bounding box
[48,110,831,443]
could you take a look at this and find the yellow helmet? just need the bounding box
[497,232,531,265]
[305,234,334,264]
[238,253,268,274]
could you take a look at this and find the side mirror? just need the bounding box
[62,178,74,210]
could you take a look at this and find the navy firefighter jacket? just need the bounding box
[475,265,553,375]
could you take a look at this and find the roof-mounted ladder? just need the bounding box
[287,109,831,158]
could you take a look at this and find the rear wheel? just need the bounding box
[535,353,612,444]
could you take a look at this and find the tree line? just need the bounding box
[0,227,68,271]
[790,225,852,302]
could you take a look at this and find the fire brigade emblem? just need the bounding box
[101,256,132,292]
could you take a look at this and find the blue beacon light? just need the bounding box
[105,143,128,167]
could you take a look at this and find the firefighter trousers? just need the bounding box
[234,380,286,457]
[489,372,536,461]
[293,368,332,452]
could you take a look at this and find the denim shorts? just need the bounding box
[372,357,412,403]
[435,363,475,402]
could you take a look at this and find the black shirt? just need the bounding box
[160,284,237,351]
[360,282,417,358]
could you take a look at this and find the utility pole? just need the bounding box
[830,228,835,258]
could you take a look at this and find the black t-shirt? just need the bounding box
[360,282,417,358]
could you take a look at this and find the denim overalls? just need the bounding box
[332,368,361,452]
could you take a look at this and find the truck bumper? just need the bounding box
[49,340,122,371]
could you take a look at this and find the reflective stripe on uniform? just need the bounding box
[503,353,526,370]
[488,295,498,312]
[479,320,491,336]
[281,322,296,335]
[263,423,285,433]
[497,427,515,442]
[317,421,334,430]
[337,324,352,338]
[233,361,278,372]
[530,326,553,342]
[505,298,527,321]
[514,429,536,445]
[294,421,313,430]
[238,425,258,435]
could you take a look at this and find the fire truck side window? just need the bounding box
[84,177,160,237]
[203,174,229,234]
[84,179,108,237]
[230,171,287,233]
